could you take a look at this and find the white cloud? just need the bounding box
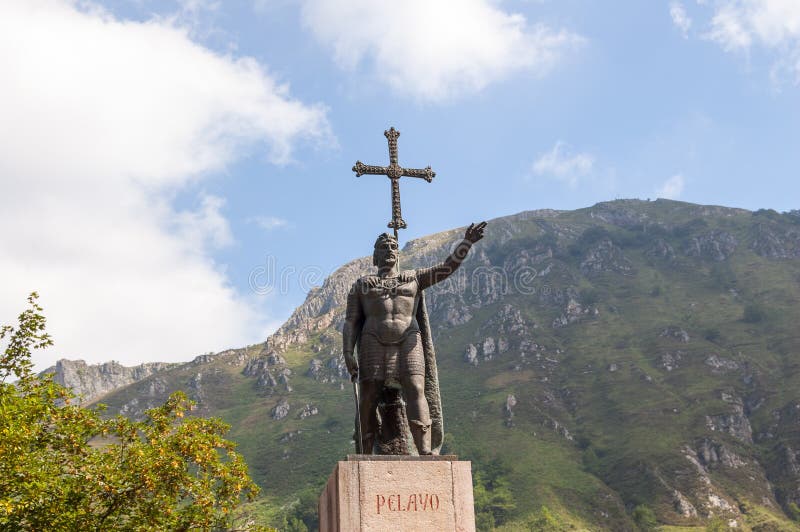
[702,0,800,82]
[532,142,594,188]
[706,4,754,51]
[0,0,332,370]
[670,2,692,38]
[250,216,290,231]
[173,195,234,249]
[300,0,584,101]
[656,174,685,199]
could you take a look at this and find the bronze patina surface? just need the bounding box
[345,127,486,456]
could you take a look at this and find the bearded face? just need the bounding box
[373,234,399,268]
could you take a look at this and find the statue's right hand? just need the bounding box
[345,353,358,380]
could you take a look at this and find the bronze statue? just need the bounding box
[345,127,487,455]
[343,225,486,455]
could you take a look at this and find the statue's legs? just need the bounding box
[401,374,431,455]
[358,379,383,454]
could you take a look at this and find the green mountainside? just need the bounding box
[84,199,800,530]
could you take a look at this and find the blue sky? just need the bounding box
[2,0,799,369]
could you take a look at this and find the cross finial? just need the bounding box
[352,127,435,239]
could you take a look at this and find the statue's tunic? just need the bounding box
[358,331,424,381]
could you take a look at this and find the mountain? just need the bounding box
[75,199,800,530]
[41,359,178,404]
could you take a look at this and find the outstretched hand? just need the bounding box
[464,221,487,243]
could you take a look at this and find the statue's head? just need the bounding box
[373,233,399,267]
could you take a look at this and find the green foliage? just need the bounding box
[579,287,600,307]
[704,328,721,342]
[754,208,782,221]
[536,231,559,251]
[272,486,319,532]
[650,285,662,297]
[0,292,52,384]
[673,217,708,237]
[705,516,728,531]
[569,226,612,256]
[473,457,517,530]
[615,227,653,249]
[527,505,569,531]
[710,262,737,290]
[631,504,658,530]
[475,510,496,531]
[440,432,457,455]
[0,294,265,531]
[743,303,767,323]
[786,502,800,522]
[581,446,602,475]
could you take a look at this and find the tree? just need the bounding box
[472,458,517,530]
[0,293,268,531]
[273,486,320,531]
[743,303,766,324]
[631,504,658,531]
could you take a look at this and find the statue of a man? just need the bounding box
[343,222,487,455]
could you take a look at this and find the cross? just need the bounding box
[352,127,435,239]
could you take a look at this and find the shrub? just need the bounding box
[632,504,657,530]
[743,303,766,323]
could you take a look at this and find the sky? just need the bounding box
[1,0,799,371]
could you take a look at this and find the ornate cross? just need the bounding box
[353,127,435,239]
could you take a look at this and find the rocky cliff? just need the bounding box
[41,359,177,404]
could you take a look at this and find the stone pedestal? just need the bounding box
[319,455,476,532]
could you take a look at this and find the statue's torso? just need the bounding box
[359,275,420,344]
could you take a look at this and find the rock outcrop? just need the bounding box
[695,438,746,469]
[298,403,319,419]
[580,239,634,276]
[243,350,291,393]
[660,350,684,371]
[750,222,800,259]
[660,326,690,343]
[589,201,651,229]
[646,238,676,261]
[41,359,176,404]
[706,402,753,444]
[271,399,290,420]
[683,230,737,261]
[704,354,739,373]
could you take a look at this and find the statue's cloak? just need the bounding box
[416,289,444,454]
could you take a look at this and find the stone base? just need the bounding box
[319,455,476,532]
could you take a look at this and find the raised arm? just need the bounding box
[342,281,364,380]
[417,222,487,291]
